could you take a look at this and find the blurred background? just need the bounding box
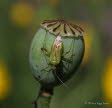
[0,0,112,108]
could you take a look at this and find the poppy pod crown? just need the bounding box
[41,20,84,37]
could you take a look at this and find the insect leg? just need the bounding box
[41,65,50,72]
[54,70,69,89]
[41,31,50,56]
[62,39,75,63]
[41,48,50,56]
[61,39,75,73]
[39,65,53,81]
[62,39,75,57]
[62,57,72,63]
[41,31,50,65]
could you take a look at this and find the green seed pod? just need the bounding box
[29,20,85,88]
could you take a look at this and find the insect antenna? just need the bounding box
[54,70,70,89]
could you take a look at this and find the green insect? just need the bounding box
[40,36,74,85]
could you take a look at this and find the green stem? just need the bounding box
[33,86,53,108]
[38,94,52,108]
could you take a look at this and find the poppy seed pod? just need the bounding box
[29,20,85,88]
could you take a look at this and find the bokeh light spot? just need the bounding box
[47,0,60,7]
[0,61,12,100]
[103,57,112,104]
[9,2,35,28]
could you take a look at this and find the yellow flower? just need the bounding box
[9,2,35,28]
[103,57,112,106]
[47,0,60,7]
[0,61,12,100]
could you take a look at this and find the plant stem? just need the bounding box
[33,86,53,108]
